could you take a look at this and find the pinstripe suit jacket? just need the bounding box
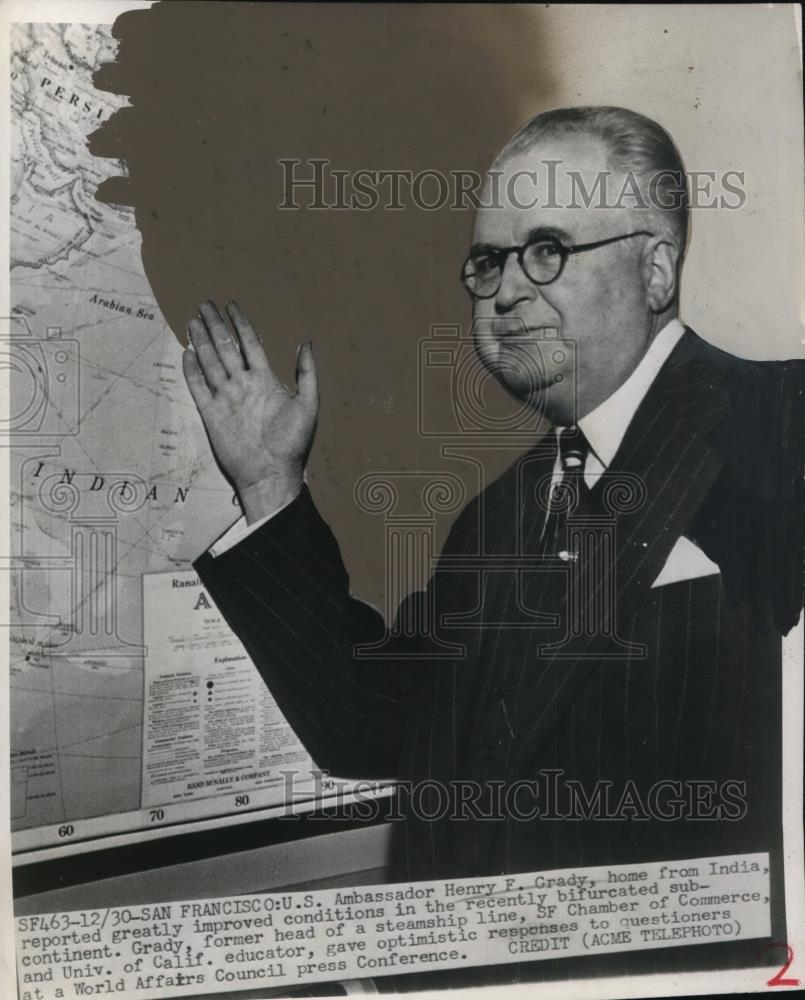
[194,328,802,984]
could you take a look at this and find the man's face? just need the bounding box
[471,136,658,425]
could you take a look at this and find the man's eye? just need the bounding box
[473,255,499,275]
[530,241,561,258]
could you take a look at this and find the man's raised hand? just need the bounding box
[182,300,318,524]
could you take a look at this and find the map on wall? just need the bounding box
[6,23,372,854]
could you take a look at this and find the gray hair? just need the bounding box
[497,106,689,253]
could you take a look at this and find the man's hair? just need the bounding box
[497,106,690,255]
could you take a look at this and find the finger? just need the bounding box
[182,347,214,410]
[198,300,245,376]
[187,316,227,388]
[295,341,319,409]
[225,300,270,372]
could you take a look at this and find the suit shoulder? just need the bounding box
[682,330,804,633]
[681,330,804,500]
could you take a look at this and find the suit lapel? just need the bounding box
[513,330,734,766]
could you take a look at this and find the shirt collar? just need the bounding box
[573,318,686,470]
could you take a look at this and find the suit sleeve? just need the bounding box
[193,484,419,779]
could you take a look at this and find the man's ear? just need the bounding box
[644,237,680,313]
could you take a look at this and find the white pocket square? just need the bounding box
[651,535,720,588]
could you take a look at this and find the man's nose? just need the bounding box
[494,250,535,312]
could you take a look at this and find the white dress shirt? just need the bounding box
[210,317,720,587]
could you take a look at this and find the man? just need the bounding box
[184,108,802,982]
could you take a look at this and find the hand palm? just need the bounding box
[183,300,318,513]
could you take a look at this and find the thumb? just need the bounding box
[295,341,318,409]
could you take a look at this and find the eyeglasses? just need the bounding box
[460,230,654,300]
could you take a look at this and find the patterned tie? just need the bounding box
[541,426,591,554]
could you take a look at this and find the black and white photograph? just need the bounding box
[1,3,803,999]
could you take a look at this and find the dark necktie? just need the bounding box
[541,426,591,553]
